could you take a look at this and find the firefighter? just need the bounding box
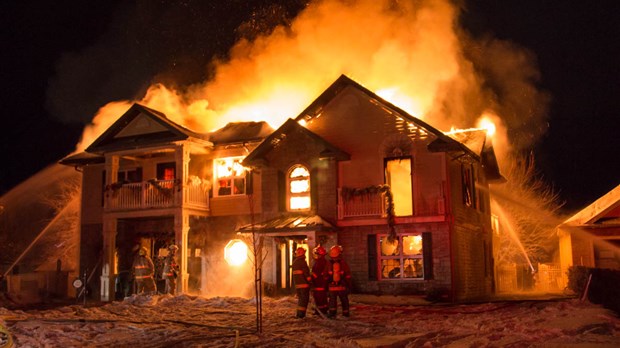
[327,245,352,318]
[162,244,179,295]
[311,245,329,315]
[132,247,156,295]
[292,247,312,318]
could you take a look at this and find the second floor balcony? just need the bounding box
[337,186,446,220]
[105,179,209,211]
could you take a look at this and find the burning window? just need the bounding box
[287,165,310,211]
[385,157,413,216]
[214,157,246,196]
[379,234,424,280]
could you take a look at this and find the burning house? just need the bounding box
[61,75,504,302]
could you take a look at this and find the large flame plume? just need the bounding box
[75,0,548,163]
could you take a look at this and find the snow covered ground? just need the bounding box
[1,293,619,347]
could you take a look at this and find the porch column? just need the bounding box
[175,144,190,205]
[100,216,117,301]
[104,155,119,209]
[175,210,190,294]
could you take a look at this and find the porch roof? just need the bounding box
[561,183,620,226]
[236,214,337,233]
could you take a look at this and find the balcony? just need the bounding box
[106,179,209,211]
[337,187,386,219]
[337,186,446,220]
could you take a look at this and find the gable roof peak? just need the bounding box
[85,103,208,153]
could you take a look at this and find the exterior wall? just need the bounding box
[81,165,105,225]
[306,87,446,218]
[261,126,339,221]
[447,158,494,301]
[337,222,452,295]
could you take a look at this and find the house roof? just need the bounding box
[236,214,337,234]
[295,75,482,159]
[561,183,620,226]
[58,151,105,166]
[86,103,209,153]
[443,129,505,182]
[293,74,504,181]
[242,118,350,167]
[208,121,274,145]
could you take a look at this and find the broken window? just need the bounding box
[287,165,310,211]
[378,234,424,280]
[214,157,246,196]
[385,157,413,216]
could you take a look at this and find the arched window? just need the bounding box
[287,165,310,211]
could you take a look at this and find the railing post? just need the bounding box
[142,181,148,208]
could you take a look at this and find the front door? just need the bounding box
[275,237,309,294]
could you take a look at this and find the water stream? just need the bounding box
[490,198,535,273]
[2,195,79,278]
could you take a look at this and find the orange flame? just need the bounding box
[74,0,542,165]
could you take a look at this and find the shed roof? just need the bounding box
[236,214,337,234]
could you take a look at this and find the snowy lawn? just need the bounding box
[1,294,619,347]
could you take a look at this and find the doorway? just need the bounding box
[274,237,308,295]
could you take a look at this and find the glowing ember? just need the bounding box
[224,239,248,266]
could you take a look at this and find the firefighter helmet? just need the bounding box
[313,245,327,256]
[329,245,343,258]
[295,247,306,257]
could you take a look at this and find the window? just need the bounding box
[378,234,424,279]
[214,157,246,196]
[461,163,476,207]
[287,165,310,211]
[156,162,175,181]
[117,167,142,183]
[385,157,413,216]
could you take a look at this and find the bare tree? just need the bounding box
[491,153,563,267]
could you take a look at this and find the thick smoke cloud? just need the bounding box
[45,1,303,125]
[48,0,549,158]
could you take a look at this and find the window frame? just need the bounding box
[213,156,247,197]
[377,233,424,280]
[286,164,311,211]
[384,156,414,216]
[461,163,477,208]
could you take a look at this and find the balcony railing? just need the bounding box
[337,188,386,219]
[337,187,445,219]
[106,179,209,211]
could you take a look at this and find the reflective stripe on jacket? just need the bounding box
[292,255,311,289]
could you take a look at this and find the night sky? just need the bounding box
[1,1,618,214]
